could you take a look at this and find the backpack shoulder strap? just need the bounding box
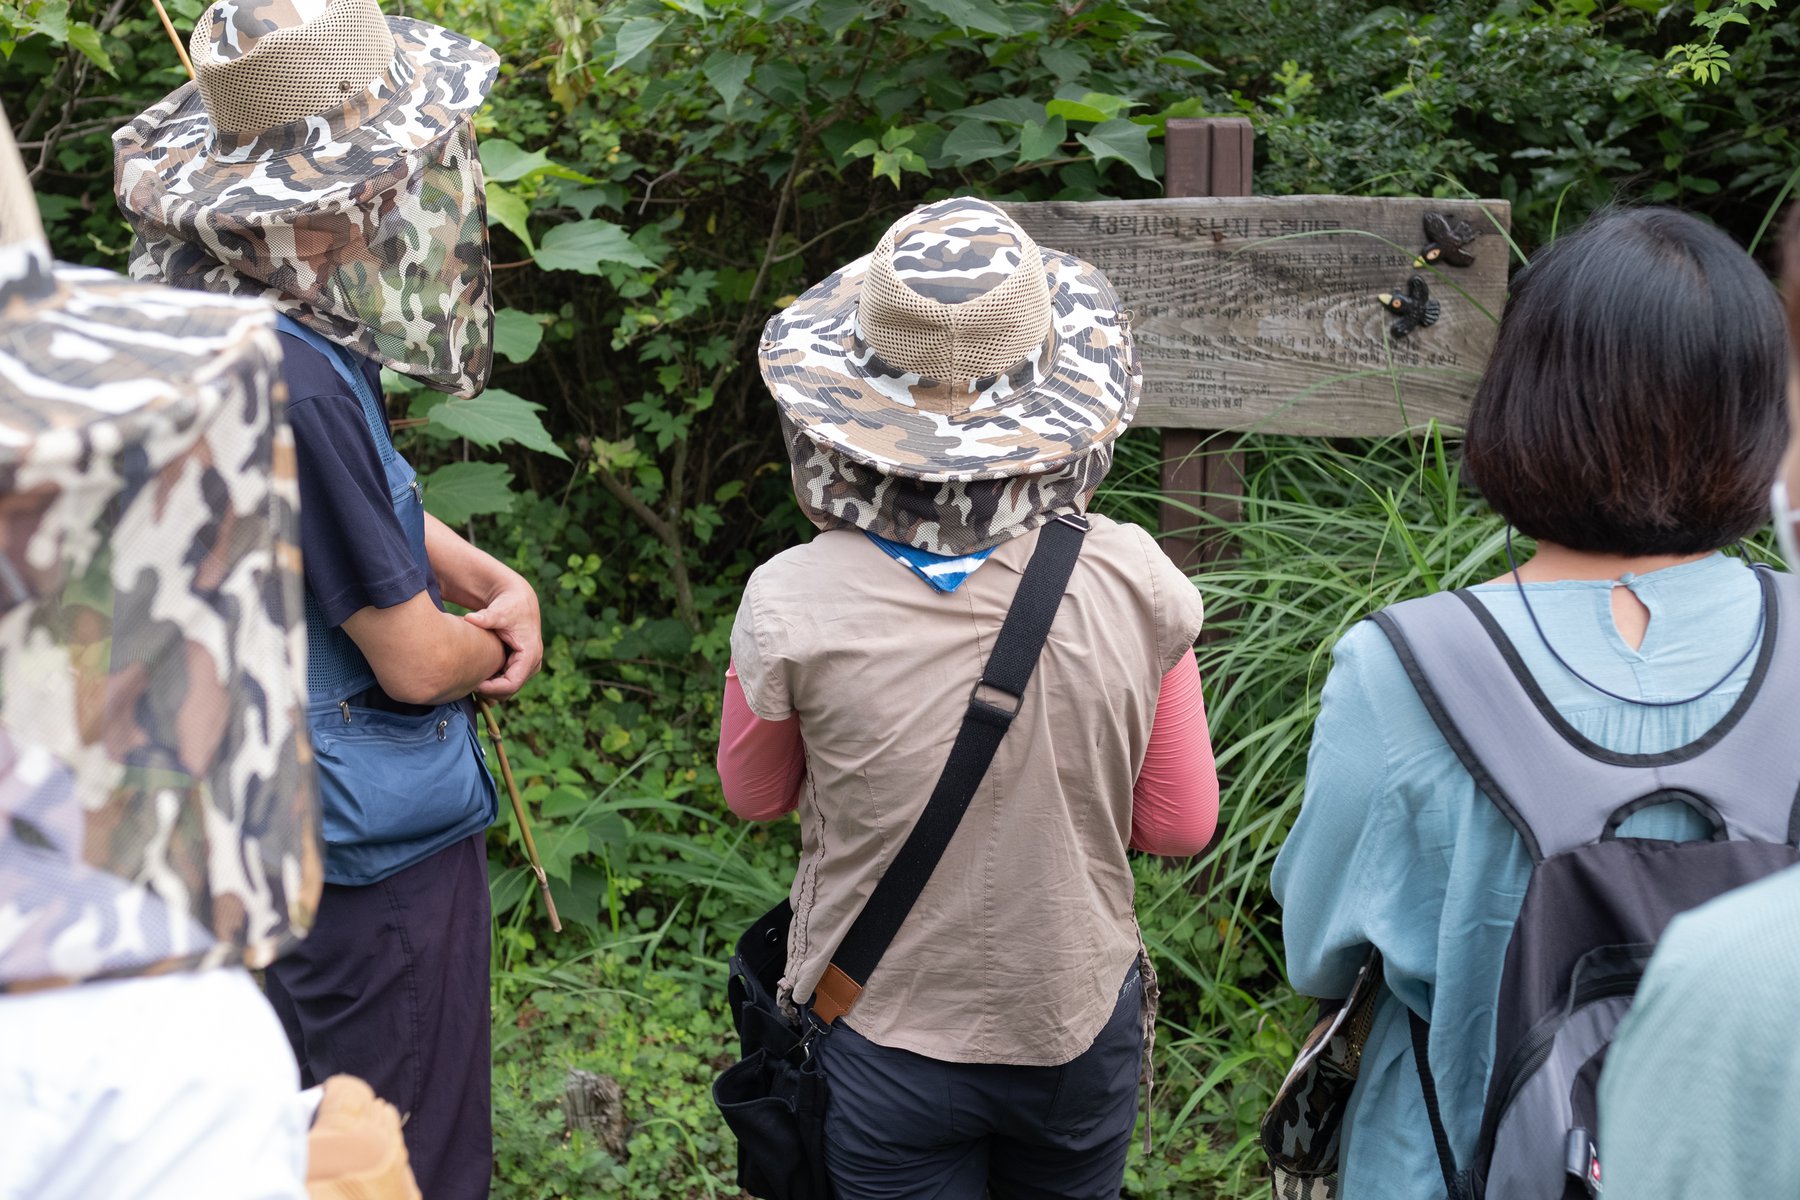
[1372,591,1611,863]
[1373,570,1800,862]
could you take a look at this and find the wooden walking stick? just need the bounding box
[478,698,562,932]
[151,0,196,80]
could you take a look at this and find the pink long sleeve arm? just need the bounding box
[1130,650,1220,856]
[718,663,806,821]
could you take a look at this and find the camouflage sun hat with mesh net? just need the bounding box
[0,107,320,992]
[760,196,1141,486]
[112,0,498,397]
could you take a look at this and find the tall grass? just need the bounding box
[1094,426,1516,1190]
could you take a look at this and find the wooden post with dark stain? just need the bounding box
[1158,117,1252,574]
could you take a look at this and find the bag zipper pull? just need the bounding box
[339,700,352,724]
[409,480,423,505]
[437,718,449,742]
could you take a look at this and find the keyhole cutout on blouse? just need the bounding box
[1611,575,1651,651]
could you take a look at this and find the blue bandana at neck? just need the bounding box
[866,532,996,593]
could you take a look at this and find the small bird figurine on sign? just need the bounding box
[1414,211,1479,268]
[1377,275,1440,338]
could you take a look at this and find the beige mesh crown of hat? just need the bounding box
[192,0,399,137]
[761,197,1140,484]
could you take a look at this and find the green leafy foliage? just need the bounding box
[7,0,1798,1194]
[421,461,518,525]
[426,389,569,461]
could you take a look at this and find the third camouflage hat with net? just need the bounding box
[0,103,318,992]
[760,197,1141,484]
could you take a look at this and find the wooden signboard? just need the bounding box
[1002,195,1511,436]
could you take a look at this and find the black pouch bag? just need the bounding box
[714,900,830,1200]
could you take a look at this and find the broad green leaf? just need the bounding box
[703,49,754,112]
[419,461,517,525]
[535,219,656,273]
[1076,118,1156,183]
[492,309,545,364]
[1038,44,1087,81]
[65,21,112,74]
[25,0,68,42]
[1045,98,1111,124]
[480,139,550,182]
[480,139,595,184]
[1018,115,1066,162]
[950,98,1043,125]
[1155,49,1225,75]
[426,388,570,460]
[1046,92,1139,124]
[558,184,625,219]
[484,182,533,254]
[756,60,807,104]
[939,120,1010,167]
[908,0,1011,35]
[609,16,667,73]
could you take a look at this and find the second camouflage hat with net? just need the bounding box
[112,0,498,398]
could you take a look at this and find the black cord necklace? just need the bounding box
[1504,527,1768,708]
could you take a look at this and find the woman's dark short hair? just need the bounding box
[1463,206,1789,556]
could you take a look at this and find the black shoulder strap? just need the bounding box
[808,514,1089,1024]
[1410,1010,1460,1197]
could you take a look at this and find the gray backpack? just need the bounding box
[1373,567,1800,1200]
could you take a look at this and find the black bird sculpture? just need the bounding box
[1413,211,1478,268]
[1377,275,1440,338]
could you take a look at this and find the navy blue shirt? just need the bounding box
[279,334,439,627]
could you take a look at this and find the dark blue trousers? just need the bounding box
[817,965,1144,1199]
[264,832,492,1200]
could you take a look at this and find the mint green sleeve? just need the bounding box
[1599,874,1800,1198]
[1272,621,1449,1008]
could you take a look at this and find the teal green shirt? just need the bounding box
[1599,863,1800,1198]
[1271,554,1766,1200]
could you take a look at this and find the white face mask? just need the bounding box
[1774,479,1800,570]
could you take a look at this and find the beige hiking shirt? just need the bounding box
[730,512,1205,1065]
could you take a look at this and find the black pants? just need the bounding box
[817,964,1144,1199]
[264,831,493,1200]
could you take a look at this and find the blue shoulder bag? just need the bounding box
[276,316,497,886]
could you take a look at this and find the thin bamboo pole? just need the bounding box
[151,0,196,80]
[478,698,562,933]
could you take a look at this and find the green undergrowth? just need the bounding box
[480,427,1540,1199]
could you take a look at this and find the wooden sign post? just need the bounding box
[1159,118,1249,573]
[1003,121,1511,568]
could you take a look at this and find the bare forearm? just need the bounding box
[342,592,507,705]
[424,512,516,610]
[407,612,507,703]
[422,512,543,699]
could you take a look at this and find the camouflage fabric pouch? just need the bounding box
[1261,949,1385,1200]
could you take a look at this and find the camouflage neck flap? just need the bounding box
[113,11,499,397]
[118,117,492,397]
[782,411,1112,555]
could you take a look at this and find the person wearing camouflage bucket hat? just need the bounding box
[762,195,1140,554]
[717,198,1220,1198]
[0,104,318,1198]
[113,7,541,1196]
[113,0,497,398]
